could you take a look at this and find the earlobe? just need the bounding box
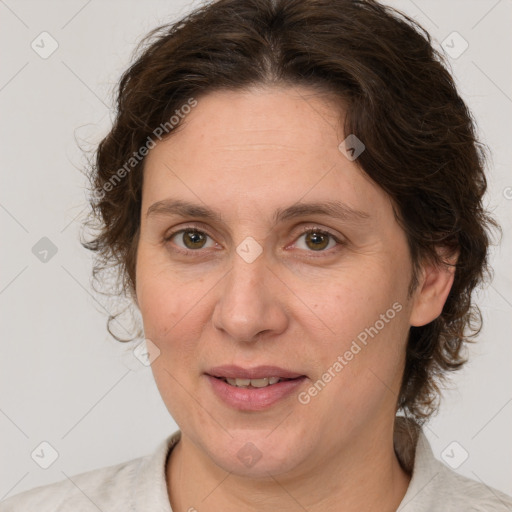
[409,252,458,327]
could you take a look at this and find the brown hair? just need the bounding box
[81,0,498,423]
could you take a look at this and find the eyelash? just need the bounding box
[163,224,345,257]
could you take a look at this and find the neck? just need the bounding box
[166,419,411,512]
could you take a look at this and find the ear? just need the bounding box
[409,249,458,327]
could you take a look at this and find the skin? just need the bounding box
[135,85,456,512]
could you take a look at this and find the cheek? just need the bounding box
[137,269,207,413]
[302,261,407,345]
[301,264,410,403]
[136,255,206,355]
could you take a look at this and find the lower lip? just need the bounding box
[206,375,307,411]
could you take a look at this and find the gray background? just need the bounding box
[1,0,511,500]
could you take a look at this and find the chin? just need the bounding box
[207,430,304,478]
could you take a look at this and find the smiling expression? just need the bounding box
[135,84,427,477]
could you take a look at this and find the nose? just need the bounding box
[211,250,289,343]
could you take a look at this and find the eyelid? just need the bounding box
[164,223,214,240]
[287,225,345,256]
[163,221,221,246]
[294,225,344,242]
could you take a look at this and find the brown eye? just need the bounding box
[295,229,339,252]
[181,229,208,249]
[165,228,215,252]
[304,231,330,251]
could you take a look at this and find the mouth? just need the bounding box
[205,367,307,412]
[210,375,299,388]
[204,365,308,410]
[206,364,306,384]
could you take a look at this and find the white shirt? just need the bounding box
[1,417,511,511]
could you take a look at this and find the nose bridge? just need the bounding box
[212,245,287,341]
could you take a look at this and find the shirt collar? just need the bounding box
[394,416,443,510]
[133,429,181,512]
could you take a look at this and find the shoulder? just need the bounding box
[431,461,512,511]
[0,455,142,512]
[0,432,180,512]
[396,420,512,512]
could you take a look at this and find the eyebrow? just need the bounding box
[146,198,370,225]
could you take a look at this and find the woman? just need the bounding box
[2,0,511,510]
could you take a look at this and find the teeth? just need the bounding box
[225,377,282,388]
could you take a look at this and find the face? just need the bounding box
[135,85,425,477]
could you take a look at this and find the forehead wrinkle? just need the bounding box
[218,144,303,151]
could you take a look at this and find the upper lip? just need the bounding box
[206,365,306,380]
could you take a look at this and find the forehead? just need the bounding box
[141,85,391,222]
[165,85,343,157]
